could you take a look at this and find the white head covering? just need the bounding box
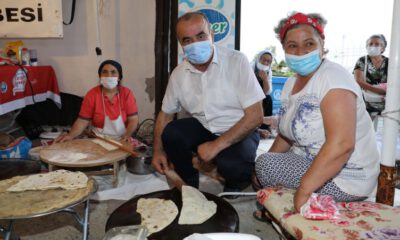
[251,49,274,95]
[251,49,274,71]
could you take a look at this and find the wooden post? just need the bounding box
[376,164,397,206]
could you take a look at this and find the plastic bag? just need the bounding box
[300,193,340,220]
[0,136,32,159]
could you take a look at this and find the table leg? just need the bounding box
[113,161,119,187]
[61,199,90,240]
[1,220,14,240]
[48,164,54,172]
[82,199,90,240]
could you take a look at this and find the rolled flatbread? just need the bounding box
[136,198,178,235]
[178,185,217,225]
[7,170,88,192]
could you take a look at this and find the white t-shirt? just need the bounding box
[278,59,380,197]
[162,46,265,135]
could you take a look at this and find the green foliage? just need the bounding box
[272,59,294,77]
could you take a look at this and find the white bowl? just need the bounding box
[185,233,261,240]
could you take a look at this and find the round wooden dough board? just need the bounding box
[40,139,129,167]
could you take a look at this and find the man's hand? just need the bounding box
[151,151,170,174]
[197,141,220,162]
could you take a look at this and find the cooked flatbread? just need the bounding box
[91,139,119,151]
[0,176,95,218]
[7,170,88,192]
[178,185,217,225]
[136,198,178,235]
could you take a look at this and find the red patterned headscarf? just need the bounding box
[279,13,325,43]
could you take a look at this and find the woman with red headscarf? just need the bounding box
[253,12,379,215]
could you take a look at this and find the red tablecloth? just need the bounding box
[0,65,61,115]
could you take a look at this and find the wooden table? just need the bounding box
[40,139,129,186]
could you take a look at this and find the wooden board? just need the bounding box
[40,139,129,167]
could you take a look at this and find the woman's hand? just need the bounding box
[258,129,271,139]
[120,135,132,144]
[294,186,312,212]
[258,70,269,82]
[53,133,73,143]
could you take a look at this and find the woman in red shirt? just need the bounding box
[56,60,139,143]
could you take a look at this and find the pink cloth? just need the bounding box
[378,83,387,90]
[300,193,340,220]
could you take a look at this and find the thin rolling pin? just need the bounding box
[87,130,139,157]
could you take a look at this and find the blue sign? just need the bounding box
[198,8,230,42]
[0,81,7,93]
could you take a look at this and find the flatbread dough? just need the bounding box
[47,151,88,162]
[136,198,178,235]
[91,139,119,151]
[7,170,88,192]
[178,185,217,225]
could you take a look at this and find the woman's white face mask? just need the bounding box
[257,62,271,72]
[100,77,119,89]
[367,46,382,57]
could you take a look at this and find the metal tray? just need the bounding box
[0,178,97,220]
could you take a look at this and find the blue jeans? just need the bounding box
[162,117,260,189]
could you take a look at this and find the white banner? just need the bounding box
[178,0,237,49]
[178,0,238,62]
[0,0,63,38]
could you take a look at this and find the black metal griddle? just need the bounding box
[105,188,239,240]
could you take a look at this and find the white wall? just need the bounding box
[0,0,156,121]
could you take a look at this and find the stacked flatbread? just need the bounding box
[136,198,179,235]
[178,185,217,225]
[7,170,88,192]
[0,172,95,218]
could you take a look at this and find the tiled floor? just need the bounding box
[0,162,280,240]
[2,117,399,240]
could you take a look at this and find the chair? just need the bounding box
[257,164,400,240]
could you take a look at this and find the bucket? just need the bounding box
[126,146,155,175]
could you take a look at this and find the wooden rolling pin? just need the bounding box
[164,169,186,191]
[86,130,139,157]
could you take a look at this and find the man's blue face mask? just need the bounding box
[285,49,322,76]
[183,40,213,65]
